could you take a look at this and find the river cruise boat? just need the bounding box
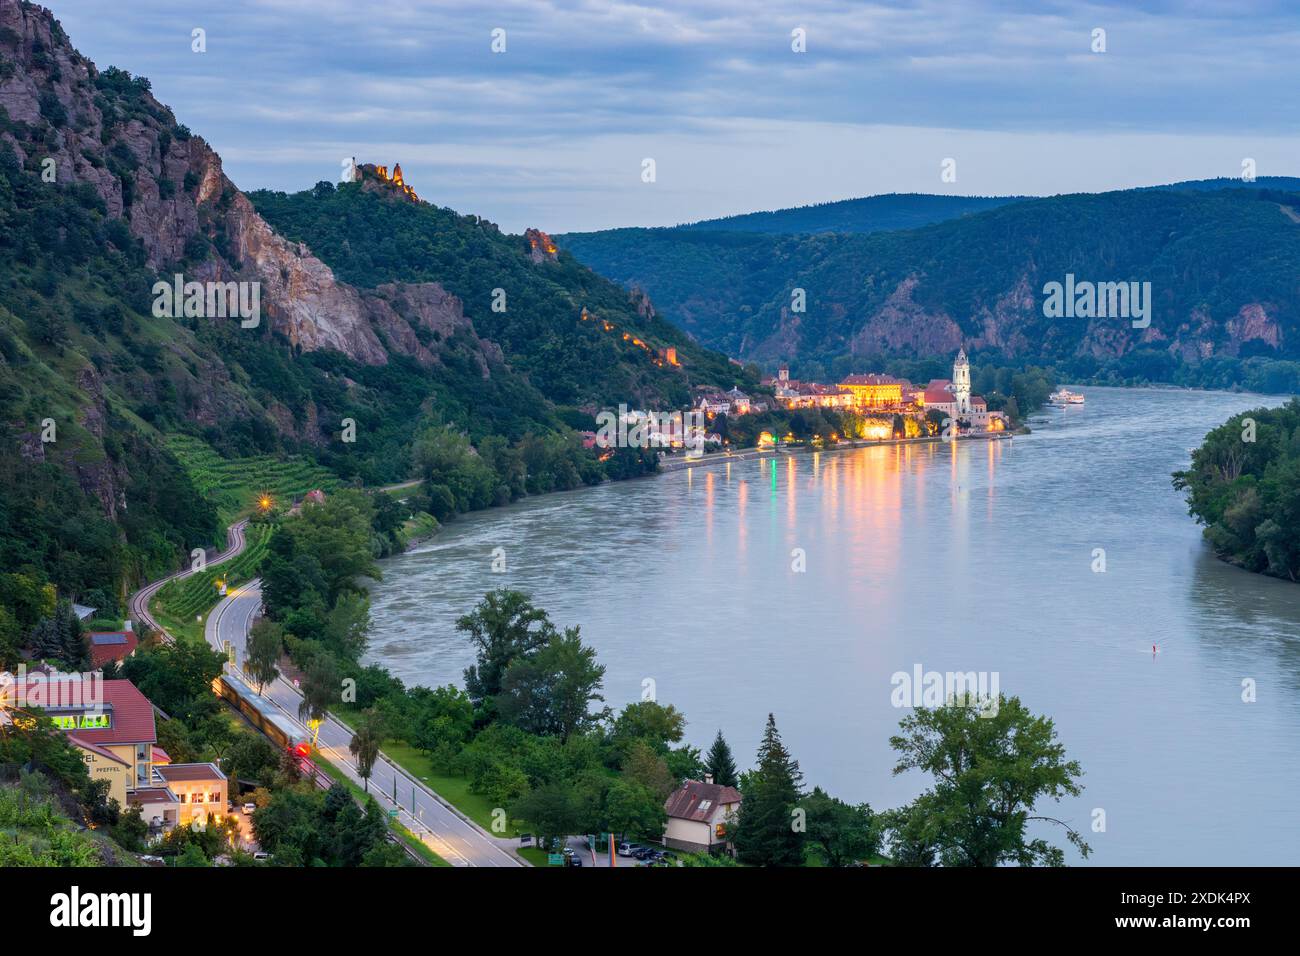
[1049,388,1085,406]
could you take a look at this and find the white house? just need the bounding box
[662,777,742,854]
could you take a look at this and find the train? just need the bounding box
[214,671,311,758]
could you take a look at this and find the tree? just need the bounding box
[511,782,581,851]
[704,730,738,787]
[457,590,554,706]
[610,700,686,759]
[298,655,340,728]
[409,685,474,770]
[800,787,880,867]
[245,619,283,694]
[604,779,666,840]
[732,713,805,867]
[322,591,371,663]
[28,600,88,670]
[349,710,383,792]
[888,693,1090,866]
[623,740,675,800]
[495,626,606,740]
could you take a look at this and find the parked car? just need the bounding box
[617,841,637,856]
[632,846,655,861]
[252,852,269,861]
[242,802,257,814]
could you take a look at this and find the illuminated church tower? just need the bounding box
[953,348,971,416]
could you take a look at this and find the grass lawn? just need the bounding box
[312,752,450,867]
[372,740,523,838]
[147,599,209,646]
[517,846,554,867]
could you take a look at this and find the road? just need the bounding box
[208,580,525,868]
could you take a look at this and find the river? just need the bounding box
[366,386,1300,865]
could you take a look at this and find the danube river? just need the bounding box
[367,387,1300,865]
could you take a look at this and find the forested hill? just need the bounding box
[249,177,747,411]
[0,0,750,639]
[560,185,1300,391]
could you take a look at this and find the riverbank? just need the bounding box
[363,386,1300,865]
[657,430,1014,474]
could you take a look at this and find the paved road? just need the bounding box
[208,581,525,868]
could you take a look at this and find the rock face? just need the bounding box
[0,0,463,370]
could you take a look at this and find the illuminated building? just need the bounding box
[837,373,905,409]
[2,675,228,831]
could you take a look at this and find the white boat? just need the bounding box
[1050,388,1085,406]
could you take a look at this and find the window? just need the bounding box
[193,793,204,803]
[178,793,187,803]
[210,792,221,803]
[699,800,712,811]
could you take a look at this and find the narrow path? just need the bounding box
[128,519,249,643]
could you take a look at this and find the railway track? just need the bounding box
[128,519,249,642]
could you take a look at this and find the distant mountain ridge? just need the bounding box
[622,177,1300,237]
[558,179,1300,388]
[669,193,1025,236]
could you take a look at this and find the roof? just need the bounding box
[128,788,180,806]
[664,780,742,822]
[89,631,138,668]
[67,734,129,766]
[924,387,955,405]
[19,677,157,746]
[72,604,96,620]
[151,746,171,764]
[839,374,903,387]
[971,395,987,407]
[156,762,227,783]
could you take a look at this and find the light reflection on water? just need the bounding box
[368,386,1300,864]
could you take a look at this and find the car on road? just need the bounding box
[243,802,257,814]
[566,854,583,867]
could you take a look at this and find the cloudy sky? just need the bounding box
[49,0,1300,233]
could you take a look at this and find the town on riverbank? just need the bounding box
[583,350,1017,468]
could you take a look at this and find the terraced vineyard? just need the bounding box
[166,435,341,526]
[152,522,272,624]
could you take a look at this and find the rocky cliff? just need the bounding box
[0,0,484,372]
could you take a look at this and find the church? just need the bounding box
[921,349,1004,431]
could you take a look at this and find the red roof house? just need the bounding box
[88,630,138,669]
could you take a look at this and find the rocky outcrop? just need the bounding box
[0,0,403,369]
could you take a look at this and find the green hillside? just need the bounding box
[0,2,754,642]
[560,187,1300,391]
[250,178,752,411]
[164,435,339,526]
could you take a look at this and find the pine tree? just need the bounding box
[732,713,806,866]
[705,729,738,787]
[28,600,88,670]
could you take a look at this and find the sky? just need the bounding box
[47,0,1300,233]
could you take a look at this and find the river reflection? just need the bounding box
[367,386,1300,864]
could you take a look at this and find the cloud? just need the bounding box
[45,0,1300,232]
